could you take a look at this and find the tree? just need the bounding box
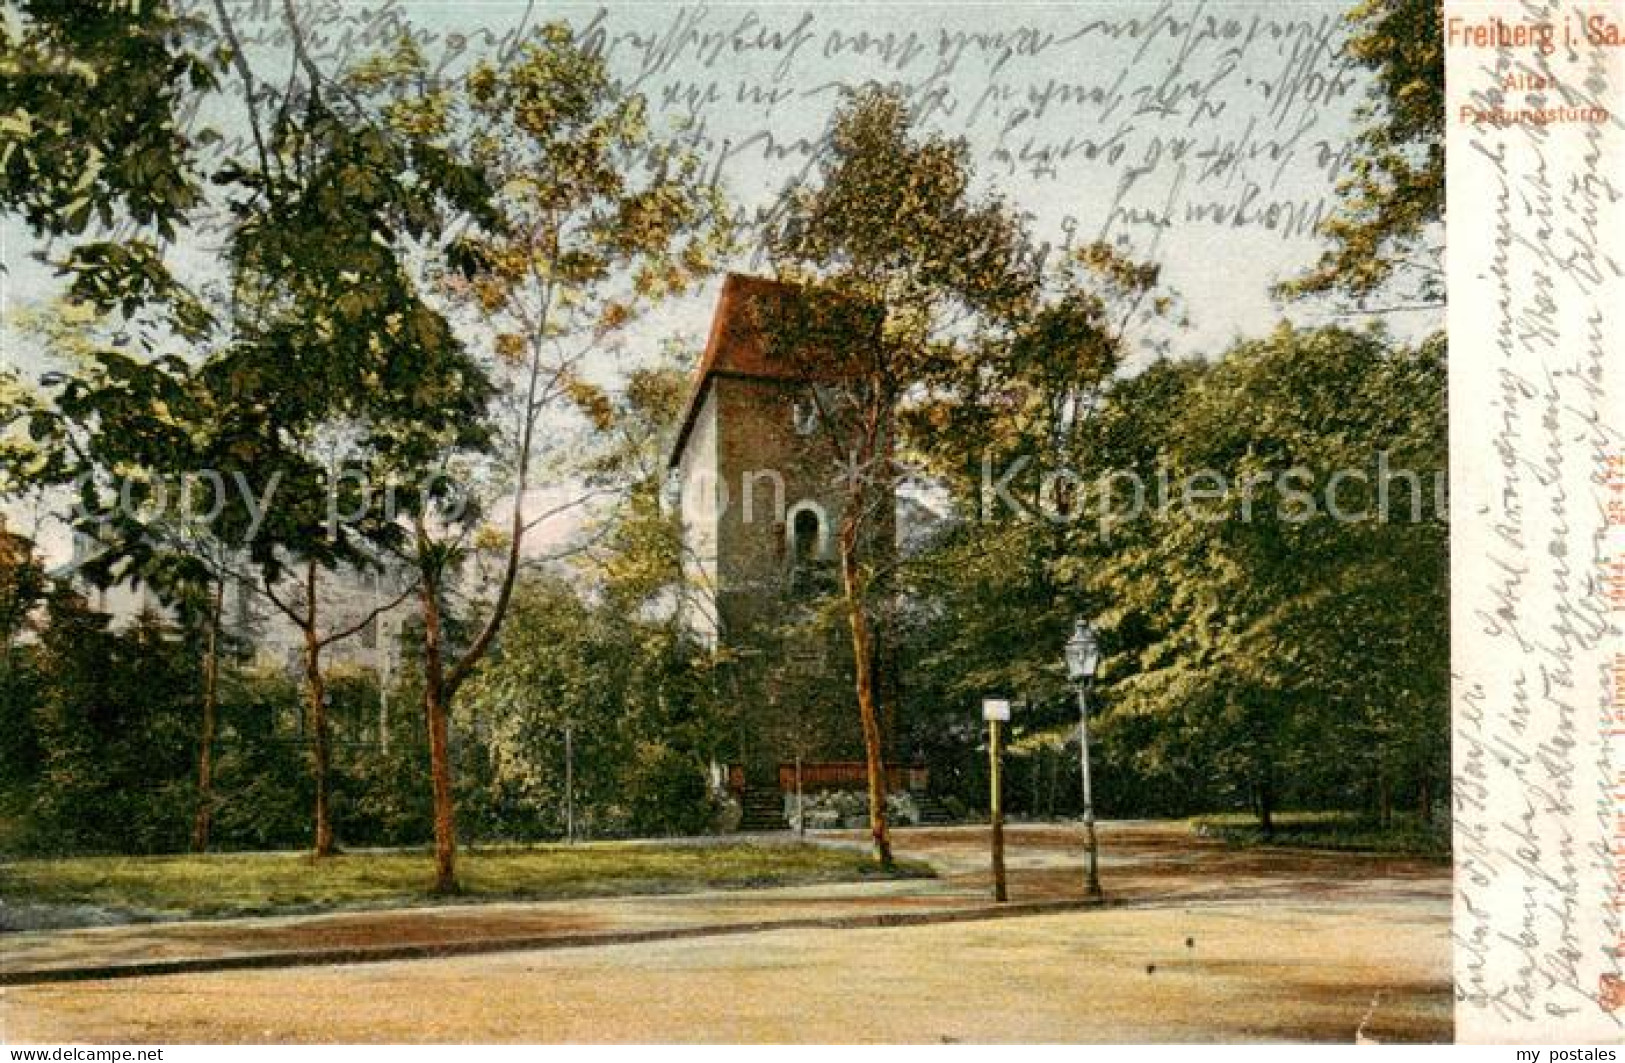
[0,0,217,336]
[188,8,510,860]
[5,7,725,879]
[21,336,243,851]
[452,351,721,844]
[1060,326,1447,829]
[904,240,1179,697]
[880,234,1178,825]
[25,591,199,854]
[459,571,721,841]
[577,350,695,614]
[0,518,48,799]
[2,6,232,820]
[0,515,46,655]
[764,87,1038,866]
[10,0,502,856]
[362,27,727,891]
[1283,0,1444,307]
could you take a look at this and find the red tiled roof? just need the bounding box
[667,273,844,467]
[695,273,808,381]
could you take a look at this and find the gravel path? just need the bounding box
[1,822,1451,1043]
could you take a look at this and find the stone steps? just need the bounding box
[737,788,958,830]
[737,789,787,831]
[912,793,956,826]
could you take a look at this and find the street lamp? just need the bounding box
[1065,618,1103,899]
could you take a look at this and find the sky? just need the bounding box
[1,0,1444,557]
[389,0,1440,355]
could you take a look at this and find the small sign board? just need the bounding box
[982,697,1011,722]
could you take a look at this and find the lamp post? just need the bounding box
[1065,618,1103,899]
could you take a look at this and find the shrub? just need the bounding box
[623,743,711,837]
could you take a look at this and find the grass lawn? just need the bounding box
[0,840,930,922]
[1189,810,1449,857]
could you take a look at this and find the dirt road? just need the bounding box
[1,822,1451,1043]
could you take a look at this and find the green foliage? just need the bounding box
[18,595,199,854]
[762,87,1057,863]
[767,85,1039,434]
[0,0,214,237]
[449,25,729,309]
[419,23,729,489]
[0,524,47,810]
[222,98,497,451]
[1283,0,1443,304]
[622,744,712,838]
[209,93,498,587]
[6,619,432,855]
[0,5,1448,864]
[1067,325,1448,821]
[203,672,311,851]
[357,27,731,890]
[28,345,246,609]
[579,351,693,614]
[458,575,724,841]
[0,1,218,336]
[896,325,1446,826]
[0,519,46,645]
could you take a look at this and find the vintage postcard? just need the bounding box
[0,0,1618,1048]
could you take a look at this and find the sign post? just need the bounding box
[983,697,1011,903]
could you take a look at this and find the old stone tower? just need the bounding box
[668,273,897,793]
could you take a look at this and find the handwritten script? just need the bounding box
[1445,0,1624,1042]
[196,0,1364,255]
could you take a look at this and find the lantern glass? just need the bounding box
[1065,619,1100,680]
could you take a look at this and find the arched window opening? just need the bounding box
[792,508,821,565]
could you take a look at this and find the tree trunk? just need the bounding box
[425,683,457,892]
[1256,779,1275,839]
[1047,748,1060,819]
[839,521,892,869]
[304,630,334,857]
[419,574,459,894]
[191,579,224,853]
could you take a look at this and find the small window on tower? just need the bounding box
[792,398,819,436]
